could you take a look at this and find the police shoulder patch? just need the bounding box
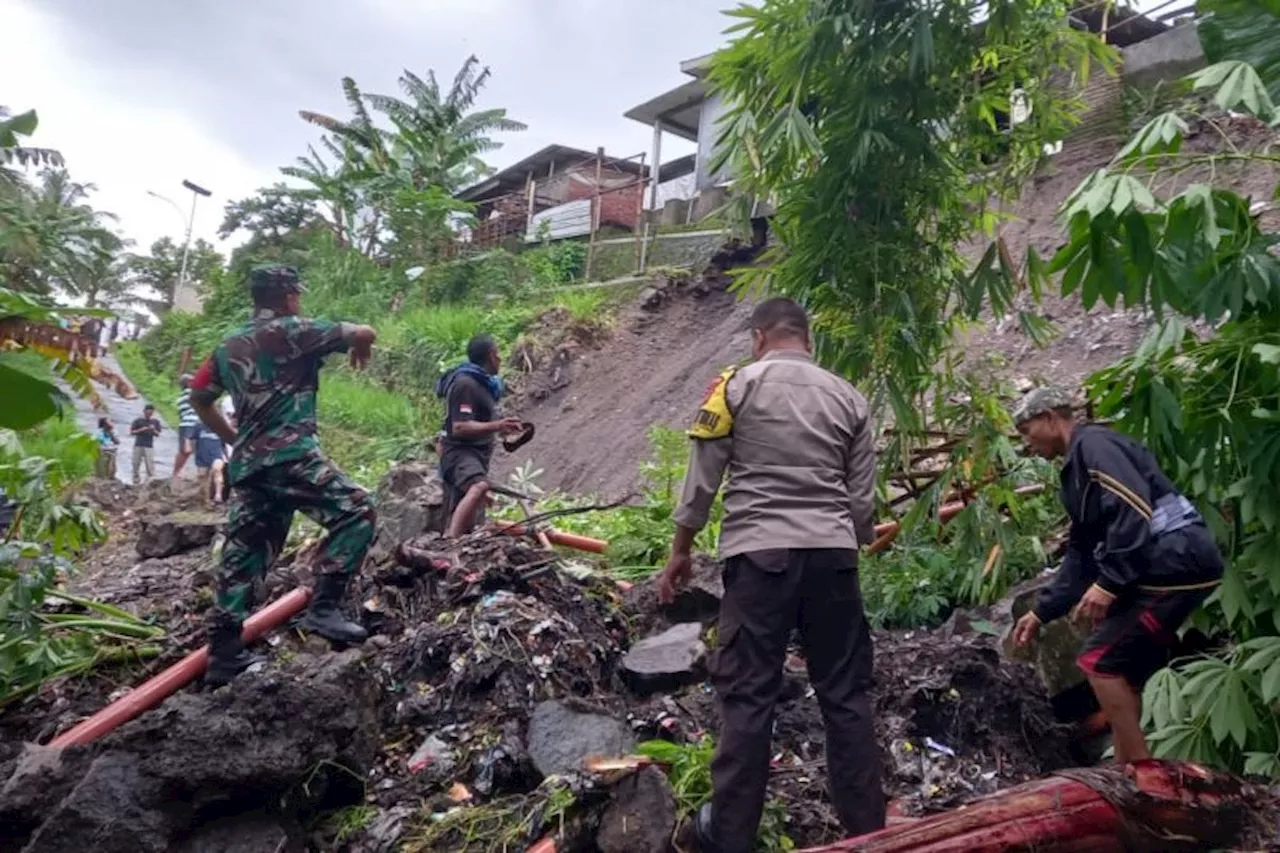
[688,367,737,440]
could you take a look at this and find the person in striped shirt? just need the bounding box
[172,373,199,479]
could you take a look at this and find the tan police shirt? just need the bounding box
[673,350,877,558]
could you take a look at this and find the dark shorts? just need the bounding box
[195,440,224,470]
[179,425,200,444]
[1077,585,1216,687]
[440,445,490,493]
[440,445,491,526]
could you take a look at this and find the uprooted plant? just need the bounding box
[0,424,164,706]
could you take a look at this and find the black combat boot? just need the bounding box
[675,802,723,853]
[299,573,368,645]
[204,613,264,688]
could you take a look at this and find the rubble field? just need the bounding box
[1,474,1276,852]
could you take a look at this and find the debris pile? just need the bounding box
[0,469,1260,852]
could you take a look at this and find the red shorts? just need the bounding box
[1076,586,1214,687]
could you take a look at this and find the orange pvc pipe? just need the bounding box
[868,484,1048,555]
[48,587,312,748]
[494,520,608,554]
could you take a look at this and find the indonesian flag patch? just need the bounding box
[459,404,474,415]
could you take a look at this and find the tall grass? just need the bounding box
[547,287,610,323]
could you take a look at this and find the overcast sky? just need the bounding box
[2,0,728,255]
[3,0,1177,260]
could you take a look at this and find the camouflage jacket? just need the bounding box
[190,309,352,484]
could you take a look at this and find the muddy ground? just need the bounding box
[496,245,759,499]
[0,476,1118,853]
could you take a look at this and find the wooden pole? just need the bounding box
[524,171,536,240]
[633,153,647,274]
[649,121,663,211]
[585,146,605,282]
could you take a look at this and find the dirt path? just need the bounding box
[68,354,180,484]
[496,284,754,498]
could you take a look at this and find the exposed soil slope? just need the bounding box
[497,117,1280,498]
[498,280,755,498]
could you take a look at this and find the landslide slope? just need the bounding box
[498,117,1280,498]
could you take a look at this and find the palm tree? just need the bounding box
[299,78,393,175]
[0,169,115,296]
[279,142,363,247]
[0,107,62,171]
[365,57,526,192]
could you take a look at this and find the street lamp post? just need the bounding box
[146,180,212,304]
[177,180,212,296]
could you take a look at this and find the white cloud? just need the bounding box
[0,0,272,254]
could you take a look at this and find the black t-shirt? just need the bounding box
[442,373,496,461]
[131,417,161,448]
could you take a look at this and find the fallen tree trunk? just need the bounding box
[803,761,1249,853]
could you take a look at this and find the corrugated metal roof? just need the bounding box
[525,199,592,243]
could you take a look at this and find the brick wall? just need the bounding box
[534,160,644,230]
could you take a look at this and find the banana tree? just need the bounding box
[0,107,62,183]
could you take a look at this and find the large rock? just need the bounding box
[1000,574,1091,698]
[175,811,297,853]
[621,622,708,695]
[369,461,448,563]
[1,651,381,853]
[136,511,223,559]
[526,700,634,779]
[596,766,678,853]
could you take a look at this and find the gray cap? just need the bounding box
[1011,386,1075,425]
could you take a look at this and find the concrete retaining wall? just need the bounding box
[1121,23,1206,90]
[589,229,729,281]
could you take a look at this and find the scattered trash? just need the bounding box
[408,734,454,775]
[925,737,957,758]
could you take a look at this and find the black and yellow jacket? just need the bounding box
[1032,424,1223,624]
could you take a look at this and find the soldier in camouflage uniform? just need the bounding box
[189,264,379,686]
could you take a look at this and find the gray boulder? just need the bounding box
[2,651,381,853]
[596,766,677,853]
[621,622,708,695]
[136,511,223,559]
[1000,574,1091,698]
[369,462,447,563]
[526,700,634,779]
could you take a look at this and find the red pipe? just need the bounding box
[868,484,1047,555]
[494,520,608,554]
[48,587,312,748]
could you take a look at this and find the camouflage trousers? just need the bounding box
[213,452,377,620]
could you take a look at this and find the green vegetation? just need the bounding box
[636,737,795,851]
[710,0,1111,438]
[0,356,163,706]
[1016,5,1280,774]
[498,426,724,576]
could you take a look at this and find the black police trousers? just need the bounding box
[708,548,886,852]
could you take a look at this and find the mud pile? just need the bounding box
[0,487,1083,853]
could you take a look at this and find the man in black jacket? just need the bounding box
[1011,387,1223,764]
[436,335,523,537]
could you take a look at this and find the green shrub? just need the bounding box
[522,240,587,287]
